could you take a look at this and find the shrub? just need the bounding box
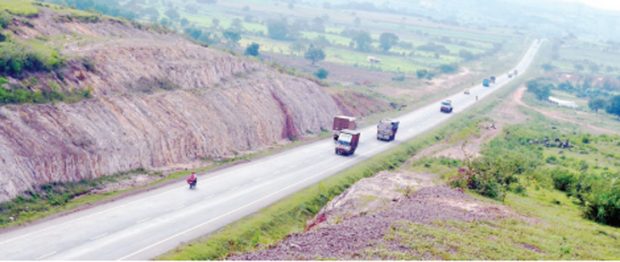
[245,42,260,56]
[550,168,577,193]
[0,11,11,29]
[0,41,63,76]
[584,178,620,226]
[314,68,328,79]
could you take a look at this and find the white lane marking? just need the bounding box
[118,155,356,260]
[36,251,57,260]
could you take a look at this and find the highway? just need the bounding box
[0,40,542,260]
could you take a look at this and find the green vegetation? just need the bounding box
[437,114,620,227]
[244,42,260,56]
[0,0,39,16]
[304,45,325,65]
[0,85,91,105]
[314,68,328,80]
[369,187,620,259]
[527,78,552,100]
[379,32,399,52]
[0,40,63,76]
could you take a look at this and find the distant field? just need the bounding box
[120,0,517,74]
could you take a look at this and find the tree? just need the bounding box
[352,31,372,52]
[379,32,399,52]
[527,80,552,101]
[606,95,620,117]
[304,46,325,65]
[267,19,290,40]
[223,31,241,47]
[588,97,607,112]
[245,42,260,56]
[314,68,329,79]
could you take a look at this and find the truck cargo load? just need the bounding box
[335,129,361,156]
[332,115,357,140]
[377,119,399,141]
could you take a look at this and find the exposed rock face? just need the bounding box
[0,9,348,201]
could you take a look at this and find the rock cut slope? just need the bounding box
[0,7,344,201]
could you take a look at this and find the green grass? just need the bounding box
[0,0,38,16]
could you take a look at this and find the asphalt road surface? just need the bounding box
[0,40,543,260]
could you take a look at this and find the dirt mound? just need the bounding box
[231,186,518,260]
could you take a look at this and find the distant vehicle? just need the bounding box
[332,115,356,140]
[377,119,399,141]
[482,79,490,87]
[464,89,470,95]
[440,100,453,113]
[508,73,513,78]
[514,69,519,75]
[335,129,361,156]
[490,76,496,84]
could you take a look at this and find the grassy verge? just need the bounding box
[158,57,529,259]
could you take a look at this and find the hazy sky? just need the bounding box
[575,0,620,11]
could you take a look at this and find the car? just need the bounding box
[464,89,470,95]
[440,100,453,113]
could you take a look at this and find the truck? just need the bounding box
[335,129,361,156]
[490,76,496,84]
[440,100,453,113]
[332,115,356,140]
[482,79,490,87]
[377,119,400,141]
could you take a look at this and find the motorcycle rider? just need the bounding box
[187,172,198,189]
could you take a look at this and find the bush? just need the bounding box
[0,41,63,76]
[314,68,328,79]
[526,79,552,100]
[550,168,577,193]
[583,178,620,226]
[0,11,11,29]
[245,42,260,57]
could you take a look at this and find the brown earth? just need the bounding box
[0,8,388,202]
